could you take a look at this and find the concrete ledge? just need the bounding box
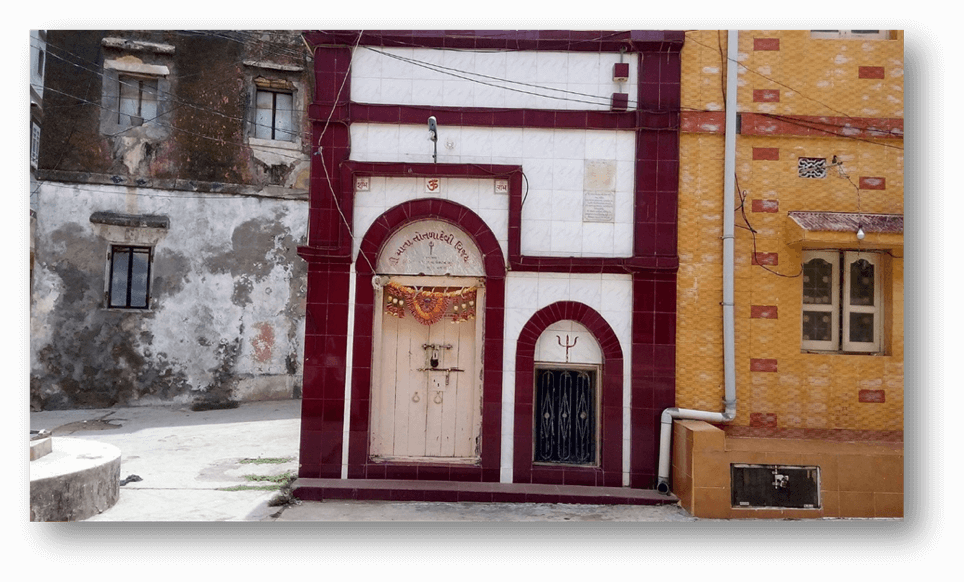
[30,436,52,461]
[293,478,679,506]
[30,437,121,522]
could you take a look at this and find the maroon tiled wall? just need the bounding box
[299,31,683,490]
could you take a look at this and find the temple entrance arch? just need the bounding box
[369,220,486,463]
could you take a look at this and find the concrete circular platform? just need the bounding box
[30,437,121,522]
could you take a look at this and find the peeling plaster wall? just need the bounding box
[30,182,307,410]
[32,30,312,410]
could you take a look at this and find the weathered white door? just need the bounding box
[370,277,482,462]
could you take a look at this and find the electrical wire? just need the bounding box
[734,174,802,279]
[312,31,378,274]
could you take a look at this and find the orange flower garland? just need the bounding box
[384,282,477,326]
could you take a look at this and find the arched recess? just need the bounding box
[513,301,624,487]
[348,198,506,482]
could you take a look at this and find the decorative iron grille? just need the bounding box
[534,368,596,465]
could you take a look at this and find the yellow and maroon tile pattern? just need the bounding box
[675,31,903,516]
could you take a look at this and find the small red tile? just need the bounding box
[858,66,885,79]
[750,358,778,372]
[859,176,886,190]
[753,89,780,102]
[750,412,778,428]
[750,305,778,319]
[751,199,779,213]
[752,147,780,161]
[752,252,779,266]
[859,389,886,403]
[754,38,780,51]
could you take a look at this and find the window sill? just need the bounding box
[248,137,302,151]
[801,349,884,356]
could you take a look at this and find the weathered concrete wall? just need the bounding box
[31,183,307,409]
[32,30,312,410]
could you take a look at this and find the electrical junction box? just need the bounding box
[730,464,821,509]
[613,62,629,82]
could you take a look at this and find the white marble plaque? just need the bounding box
[376,220,485,276]
[583,191,615,223]
[355,176,371,192]
[494,179,509,194]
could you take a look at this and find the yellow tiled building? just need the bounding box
[673,30,904,518]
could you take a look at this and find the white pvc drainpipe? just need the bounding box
[656,30,739,495]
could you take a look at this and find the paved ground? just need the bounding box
[28,399,699,522]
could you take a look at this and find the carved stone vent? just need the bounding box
[798,157,827,179]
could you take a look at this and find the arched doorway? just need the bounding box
[369,220,486,463]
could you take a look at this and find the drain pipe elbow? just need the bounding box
[656,408,680,494]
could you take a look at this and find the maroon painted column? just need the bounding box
[629,49,681,488]
[297,43,355,479]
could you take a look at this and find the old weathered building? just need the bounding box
[31,31,312,410]
[30,30,45,290]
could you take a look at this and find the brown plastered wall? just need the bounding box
[673,420,903,519]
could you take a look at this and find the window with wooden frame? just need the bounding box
[253,77,296,142]
[117,74,159,127]
[801,250,882,353]
[107,245,153,309]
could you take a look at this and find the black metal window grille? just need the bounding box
[731,464,821,509]
[534,368,596,465]
[108,245,152,309]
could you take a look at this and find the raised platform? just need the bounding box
[293,478,679,505]
[30,437,121,522]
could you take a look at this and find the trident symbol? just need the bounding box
[557,334,579,363]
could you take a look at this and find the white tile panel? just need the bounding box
[520,218,552,254]
[351,76,381,103]
[551,221,583,255]
[581,222,616,257]
[552,131,586,160]
[585,130,617,160]
[380,78,414,104]
[551,159,583,191]
[412,80,444,106]
[351,47,637,112]
[536,52,569,83]
[350,124,635,258]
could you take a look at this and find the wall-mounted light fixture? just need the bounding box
[428,116,438,163]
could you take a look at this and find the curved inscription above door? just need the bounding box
[376,220,485,277]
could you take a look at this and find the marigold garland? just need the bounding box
[384,281,477,326]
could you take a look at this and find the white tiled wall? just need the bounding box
[351,47,637,112]
[500,272,634,485]
[351,124,635,258]
[352,176,509,261]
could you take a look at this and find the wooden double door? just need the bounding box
[369,277,483,463]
